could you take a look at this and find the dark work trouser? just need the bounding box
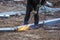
[24,4,39,25]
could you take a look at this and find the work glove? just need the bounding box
[31,4,40,14]
[46,1,53,7]
[31,10,37,14]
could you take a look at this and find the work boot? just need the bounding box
[23,22,28,25]
[30,24,40,29]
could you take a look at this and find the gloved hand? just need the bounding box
[31,10,37,14]
[46,1,53,7]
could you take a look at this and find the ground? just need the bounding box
[0,0,60,40]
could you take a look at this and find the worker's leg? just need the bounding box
[30,6,39,29]
[23,5,33,25]
[31,6,39,29]
[34,13,39,25]
[33,0,46,25]
[30,12,39,29]
[34,6,39,25]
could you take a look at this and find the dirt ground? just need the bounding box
[0,0,60,40]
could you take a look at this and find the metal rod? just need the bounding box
[0,27,16,32]
[0,18,60,32]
